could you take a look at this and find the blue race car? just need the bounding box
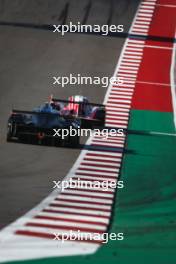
[7,102,80,147]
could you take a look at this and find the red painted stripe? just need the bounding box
[75,172,117,180]
[83,157,121,164]
[106,107,129,113]
[91,143,123,148]
[106,117,128,122]
[80,162,119,169]
[26,222,105,233]
[85,153,122,159]
[34,215,107,226]
[107,100,131,105]
[50,203,111,212]
[109,93,132,101]
[62,187,114,194]
[106,112,129,117]
[43,209,110,218]
[78,167,119,174]
[56,192,113,200]
[55,197,111,206]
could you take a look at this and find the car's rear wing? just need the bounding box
[52,98,105,108]
[11,109,78,120]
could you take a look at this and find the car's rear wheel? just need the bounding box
[6,122,17,142]
[94,108,105,126]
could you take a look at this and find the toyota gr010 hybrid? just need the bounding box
[50,95,106,128]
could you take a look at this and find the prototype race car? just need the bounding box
[50,95,106,128]
[7,102,80,147]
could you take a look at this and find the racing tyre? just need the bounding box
[6,122,17,142]
[94,108,105,126]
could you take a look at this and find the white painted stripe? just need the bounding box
[134,20,151,25]
[119,67,138,72]
[92,142,124,148]
[124,51,143,55]
[139,8,154,13]
[121,58,141,63]
[106,103,130,109]
[141,4,155,8]
[127,39,145,44]
[106,114,129,120]
[124,51,142,57]
[119,69,138,74]
[117,73,137,78]
[135,17,152,21]
[120,64,139,69]
[80,159,122,166]
[78,165,120,172]
[137,12,153,17]
[29,218,107,231]
[106,111,129,117]
[121,62,140,66]
[38,211,109,223]
[127,42,145,47]
[133,24,149,29]
[93,139,125,145]
[106,106,130,112]
[107,98,131,103]
[61,189,114,198]
[106,123,127,129]
[106,119,128,125]
[144,44,173,50]
[136,80,170,86]
[83,156,122,163]
[139,5,155,8]
[126,47,144,51]
[123,55,142,59]
[156,4,176,8]
[170,31,176,128]
[52,200,112,210]
[131,28,149,33]
[58,194,112,204]
[131,27,149,32]
[110,91,133,96]
[130,32,148,36]
[93,138,126,144]
[77,169,119,177]
[109,94,132,99]
[114,83,135,87]
[86,150,123,157]
[42,205,112,216]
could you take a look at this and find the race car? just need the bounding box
[7,102,80,147]
[50,95,106,128]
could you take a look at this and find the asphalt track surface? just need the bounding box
[0,0,139,229]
